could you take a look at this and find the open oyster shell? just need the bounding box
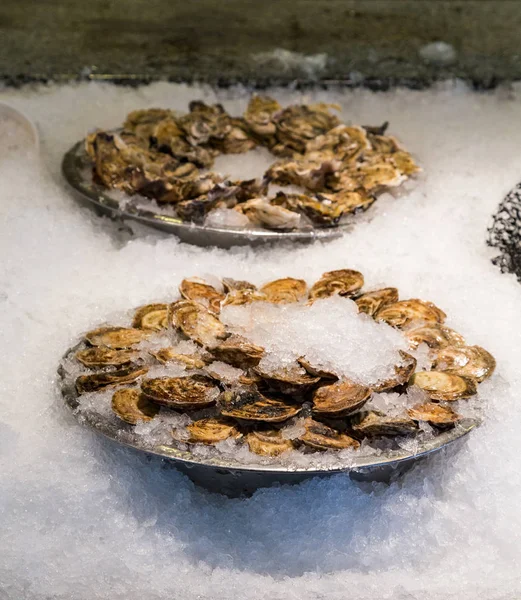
[245,429,294,456]
[85,326,150,349]
[75,347,138,369]
[312,379,371,417]
[111,388,160,425]
[410,371,477,401]
[132,303,169,330]
[433,345,496,383]
[186,417,241,445]
[141,375,219,409]
[309,269,364,301]
[259,277,307,304]
[298,418,360,451]
[76,365,148,395]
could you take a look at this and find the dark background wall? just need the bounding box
[1,0,521,87]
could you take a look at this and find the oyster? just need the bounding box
[141,376,218,409]
[312,379,371,417]
[210,335,265,368]
[244,95,281,139]
[150,348,209,369]
[170,300,228,348]
[254,365,320,396]
[297,357,338,380]
[433,345,496,383]
[410,371,477,401]
[75,347,137,369]
[85,326,150,349]
[407,402,460,429]
[221,278,257,293]
[132,303,169,330]
[179,278,225,314]
[406,325,466,350]
[111,388,159,425]
[222,288,267,306]
[237,199,301,230]
[266,157,341,192]
[355,288,399,317]
[309,269,364,300]
[273,191,364,226]
[371,351,417,392]
[298,418,360,451]
[352,411,418,437]
[375,299,446,329]
[246,429,294,456]
[76,365,148,394]
[305,124,370,163]
[273,103,341,156]
[186,417,241,445]
[220,388,301,423]
[259,277,307,303]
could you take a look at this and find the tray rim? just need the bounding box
[59,343,481,476]
[61,140,352,245]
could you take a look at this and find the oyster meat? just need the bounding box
[141,376,219,409]
[236,199,301,230]
[111,388,160,425]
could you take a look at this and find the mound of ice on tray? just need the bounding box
[2,81,521,600]
[221,295,408,384]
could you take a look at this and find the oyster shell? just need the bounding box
[273,191,366,226]
[243,95,281,139]
[371,351,417,392]
[150,348,210,369]
[355,288,399,317]
[375,299,446,329]
[220,388,301,423]
[407,402,460,429]
[237,199,301,230]
[85,326,150,349]
[298,418,360,451]
[406,325,466,350]
[259,277,307,303]
[245,429,294,456]
[254,365,320,396]
[433,345,496,383]
[76,365,148,394]
[305,124,370,163]
[351,411,418,437]
[297,357,338,380]
[132,303,169,330]
[186,417,241,445]
[179,278,225,314]
[75,347,137,369]
[266,157,341,192]
[111,388,160,425]
[221,278,257,293]
[222,288,267,306]
[210,335,265,368]
[409,371,477,401]
[309,269,364,301]
[170,300,228,348]
[312,379,371,417]
[141,376,218,409]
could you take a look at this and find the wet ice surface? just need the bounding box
[1,81,521,599]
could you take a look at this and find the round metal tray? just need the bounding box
[62,141,349,248]
[59,345,480,496]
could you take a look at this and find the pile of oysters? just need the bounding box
[85,97,419,231]
[66,270,495,459]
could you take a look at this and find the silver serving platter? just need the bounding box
[62,140,348,248]
[59,345,480,496]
